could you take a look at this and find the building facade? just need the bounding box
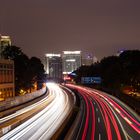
[44,54,62,80]
[82,54,94,66]
[0,35,11,58]
[0,35,15,100]
[0,35,11,47]
[62,51,81,74]
[0,59,15,100]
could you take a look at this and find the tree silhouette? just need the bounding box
[73,50,140,91]
[119,50,140,90]
[2,46,46,94]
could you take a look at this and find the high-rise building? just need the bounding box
[0,35,15,100]
[82,54,98,66]
[0,35,11,46]
[0,59,15,100]
[62,51,81,74]
[82,54,94,66]
[0,35,11,58]
[44,54,62,80]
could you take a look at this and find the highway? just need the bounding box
[66,84,140,140]
[1,83,74,140]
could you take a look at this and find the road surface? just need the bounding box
[1,83,74,140]
[67,84,140,140]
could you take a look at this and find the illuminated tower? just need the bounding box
[0,35,11,46]
[62,51,81,74]
[0,35,11,58]
[44,54,62,80]
[0,59,15,100]
[82,54,94,66]
[82,54,98,66]
[0,35,14,100]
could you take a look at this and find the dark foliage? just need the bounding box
[2,46,46,94]
[74,50,140,91]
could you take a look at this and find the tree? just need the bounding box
[119,50,140,90]
[27,57,46,89]
[1,45,24,59]
[2,46,46,94]
[100,56,121,88]
[73,65,90,83]
[14,54,30,93]
[73,50,140,92]
[2,46,29,94]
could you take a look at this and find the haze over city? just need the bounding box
[0,0,140,60]
[0,0,140,140]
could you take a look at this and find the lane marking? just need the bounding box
[104,99,128,140]
[99,133,101,140]
[98,117,100,123]
[123,117,132,124]
[126,132,133,140]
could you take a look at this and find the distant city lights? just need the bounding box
[46,54,61,57]
[66,59,76,62]
[63,51,81,54]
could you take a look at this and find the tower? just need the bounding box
[62,51,81,75]
[0,35,11,58]
[44,54,62,81]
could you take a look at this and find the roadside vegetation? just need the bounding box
[2,45,46,95]
[71,50,140,114]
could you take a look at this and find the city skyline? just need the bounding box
[0,0,140,60]
[0,1,139,139]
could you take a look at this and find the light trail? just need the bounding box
[66,84,140,140]
[0,91,52,124]
[1,83,73,140]
[81,93,90,140]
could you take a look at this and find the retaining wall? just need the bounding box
[0,87,47,112]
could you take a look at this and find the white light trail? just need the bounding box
[1,83,73,140]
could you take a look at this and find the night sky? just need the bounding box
[0,0,140,60]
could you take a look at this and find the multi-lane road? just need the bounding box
[0,83,139,140]
[0,83,74,140]
[66,84,140,140]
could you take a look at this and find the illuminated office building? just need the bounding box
[44,54,62,80]
[0,35,11,58]
[82,54,98,66]
[82,54,94,66]
[0,59,15,100]
[0,35,15,100]
[62,51,81,74]
[0,35,11,46]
